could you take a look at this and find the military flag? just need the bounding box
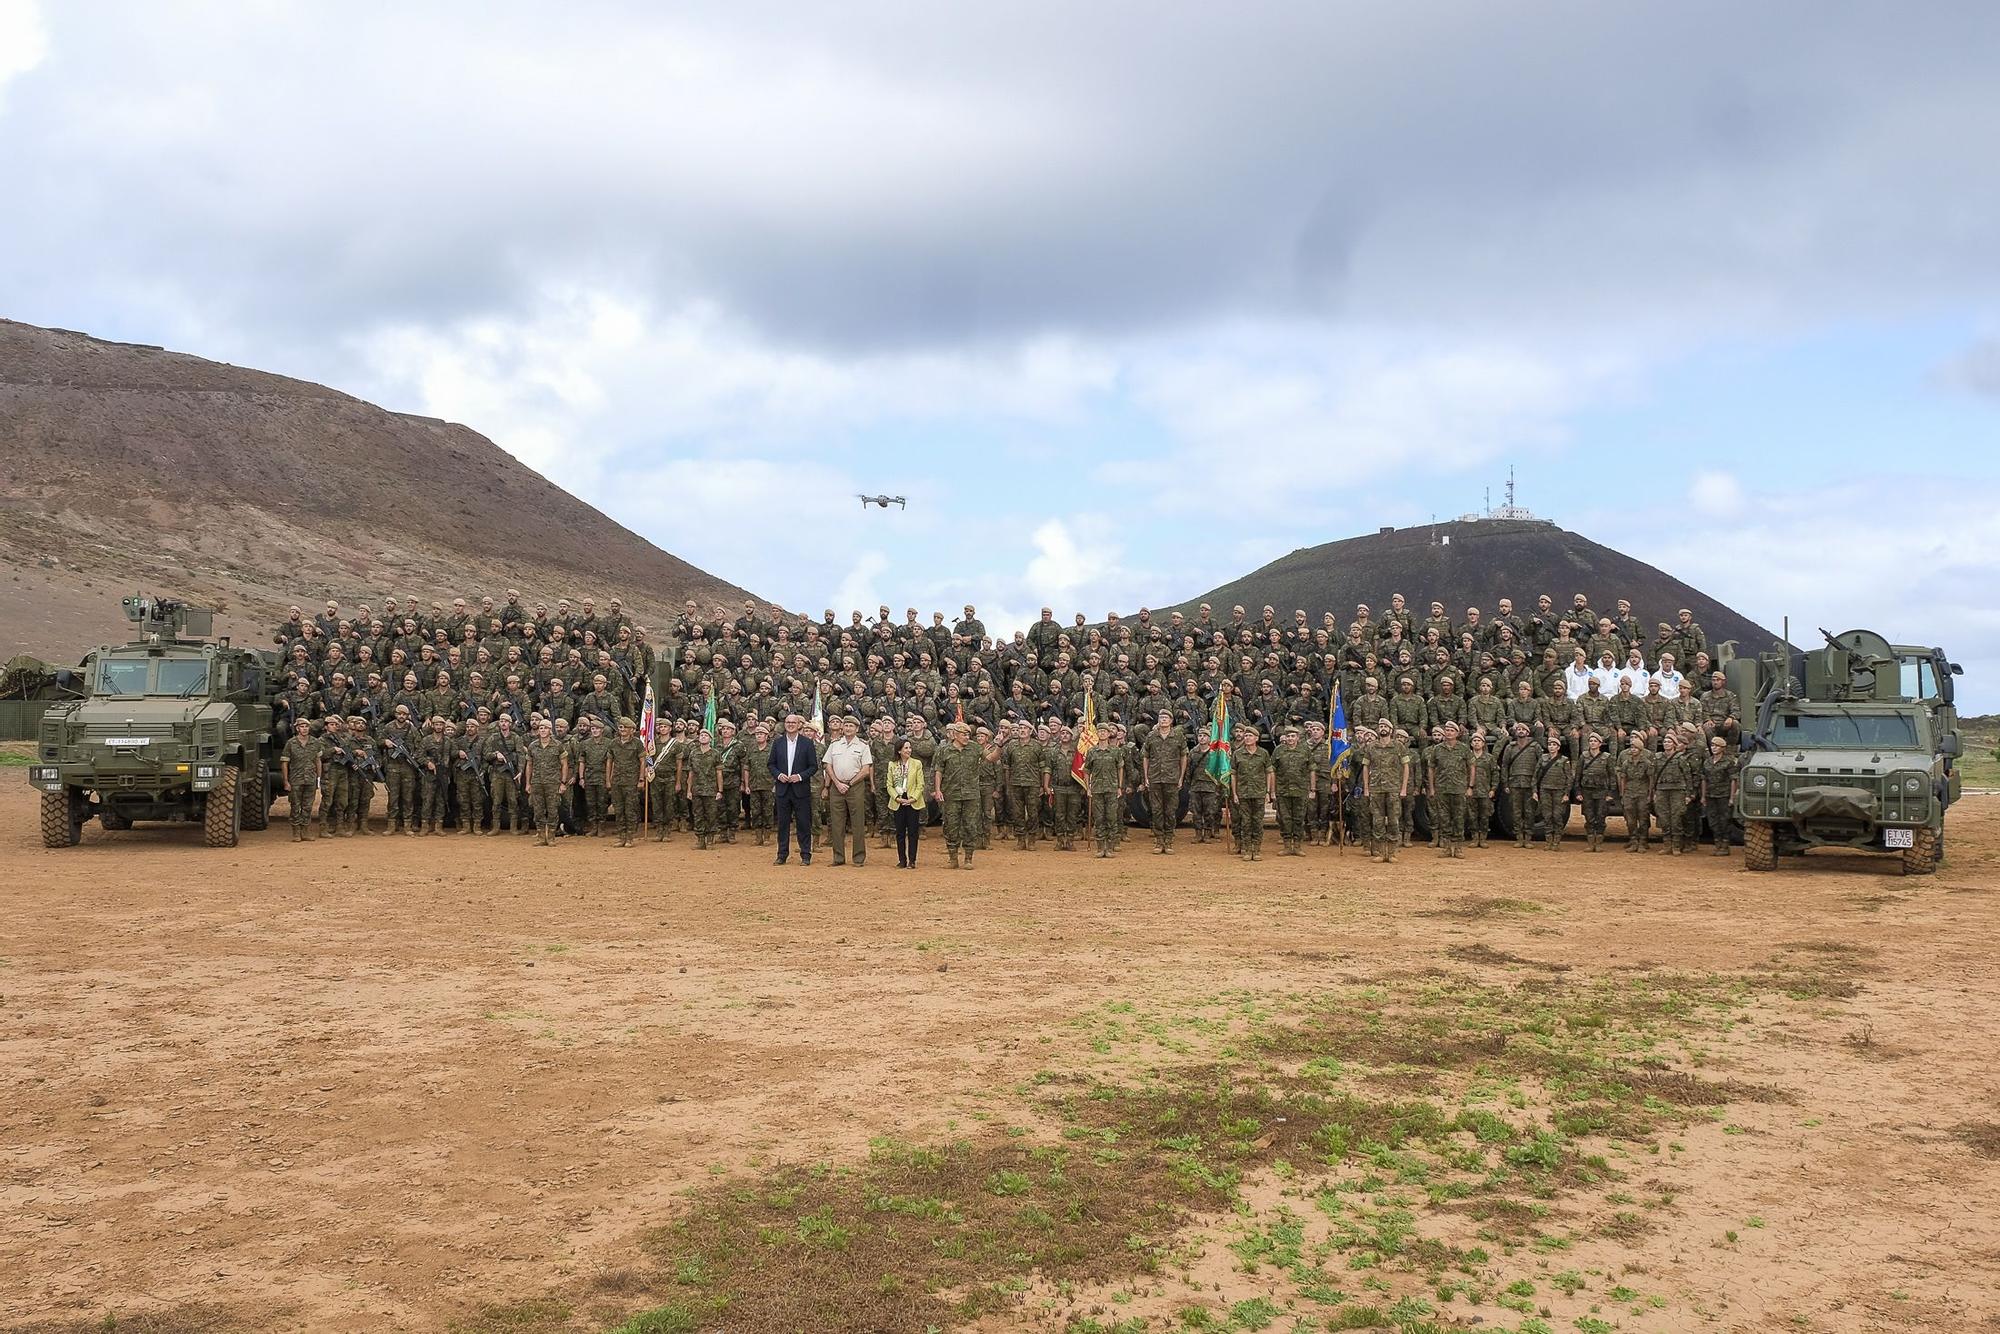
[1071,691,1097,786]
[703,681,717,738]
[639,679,657,757]
[1203,690,1233,783]
[810,682,825,736]
[1327,687,1349,775]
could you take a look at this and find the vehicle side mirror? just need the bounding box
[1939,734,1961,757]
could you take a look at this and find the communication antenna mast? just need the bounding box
[1505,466,1516,511]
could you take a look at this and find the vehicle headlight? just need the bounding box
[196,765,218,780]
[1904,776,1922,792]
[30,766,60,782]
[1751,772,1768,790]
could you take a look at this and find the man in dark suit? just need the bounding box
[768,712,818,864]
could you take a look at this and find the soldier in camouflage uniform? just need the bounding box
[484,715,525,834]
[318,716,352,835]
[347,717,379,835]
[1187,724,1223,844]
[1537,736,1573,850]
[452,719,484,834]
[1425,721,1472,858]
[1003,722,1049,850]
[526,720,568,846]
[1616,731,1654,851]
[382,704,423,835]
[1575,732,1615,851]
[1081,726,1125,857]
[418,715,451,833]
[1230,726,1273,861]
[1702,735,1738,857]
[606,716,647,847]
[1049,725,1084,851]
[715,720,743,843]
[1271,725,1316,855]
[1502,723,1540,849]
[1141,711,1186,854]
[974,724,1000,849]
[280,718,320,841]
[685,728,723,849]
[1466,730,1496,848]
[1652,733,1694,855]
[577,717,610,835]
[746,722,776,844]
[932,721,984,868]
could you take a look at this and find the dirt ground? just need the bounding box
[3,782,1997,1333]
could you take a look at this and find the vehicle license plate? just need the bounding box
[105,737,151,747]
[1882,827,1914,849]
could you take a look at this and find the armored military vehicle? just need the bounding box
[27,596,284,847]
[1728,629,1962,874]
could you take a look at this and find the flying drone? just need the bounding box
[857,494,906,509]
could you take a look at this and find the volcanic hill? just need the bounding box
[1164,518,1780,654]
[0,319,756,661]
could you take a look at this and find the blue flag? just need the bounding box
[1327,687,1349,776]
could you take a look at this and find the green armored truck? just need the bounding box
[1728,628,1962,875]
[27,596,284,848]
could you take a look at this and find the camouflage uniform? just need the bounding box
[745,736,776,845]
[452,727,485,834]
[1004,735,1047,849]
[417,727,451,832]
[1652,744,1694,854]
[1502,737,1540,849]
[1082,742,1124,856]
[934,737,983,867]
[1618,740,1658,851]
[1050,743,1084,851]
[382,720,423,833]
[1426,737,1471,857]
[1702,749,1738,856]
[1576,746,1616,850]
[606,728,646,846]
[579,730,611,834]
[1537,752,1573,849]
[526,736,566,845]
[1272,736,1315,855]
[485,728,525,833]
[1141,726,1185,852]
[1230,742,1272,860]
[686,743,722,848]
[281,730,320,840]
[1467,745,1497,847]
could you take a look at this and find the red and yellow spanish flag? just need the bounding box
[1071,691,1097,786]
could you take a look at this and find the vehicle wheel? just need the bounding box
[241,750,270,832]
[204,767,241,848]
[40,790,83,848]
[1903,825,1937,876]
[1743,820,1776,871]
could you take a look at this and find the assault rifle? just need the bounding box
[385,733,419,769]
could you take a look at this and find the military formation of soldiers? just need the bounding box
[266,587,1744,860]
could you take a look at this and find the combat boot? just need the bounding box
[948,847,960,869]
[536,829,549,846]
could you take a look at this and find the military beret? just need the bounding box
[616,715,635,727]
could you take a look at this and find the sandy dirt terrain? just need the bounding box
[2,781,1996,1333]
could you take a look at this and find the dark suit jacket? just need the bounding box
[769,733,819,785]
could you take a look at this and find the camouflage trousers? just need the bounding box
[1367,791,1399,855]
[1508,787,1536,846]
[609,781,641,840]
[319,768,351,830]
[387,764,419,829]
[454,770,483,830]
[1466,795,1493,843]
[942,794,979,852]
[583,783,608,828]
[1581,792,1610,840]
[1233,794,1266,854]
[978,785,997,847]
[1432,792,1466,850]
[489,776,520,830]
[1275,792,1309,846]
[1147,782,1178,847]
[1539,789,1570,845]
[353,776,374,826]
[289,779,317,834]
[418,771,445,826]
[747,787,774,840]
[1009,788,1040,848]
[1623,793,1652,845]
[530,782,562,833]
[1053,786,1083,842]
[1089,791,1120,845]
[1190,787,1221,840]
[692,792,718,842]
[1657,791,1691,850]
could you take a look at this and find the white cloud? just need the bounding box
[1688,470,1747,518]
[0,0,46,101]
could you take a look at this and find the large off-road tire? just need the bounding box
[1903,825,1938,876]
[40,790,83,848]
[203,767,241,848]
[240,750,270,832]
[1743,820,1776,872]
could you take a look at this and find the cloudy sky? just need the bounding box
[4,2,1999,703]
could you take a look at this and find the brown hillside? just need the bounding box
[0,319,757,661]
[1163,518,1781,653]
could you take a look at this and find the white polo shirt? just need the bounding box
[824,736,871,786]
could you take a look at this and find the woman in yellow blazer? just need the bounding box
[887,739,926,868]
